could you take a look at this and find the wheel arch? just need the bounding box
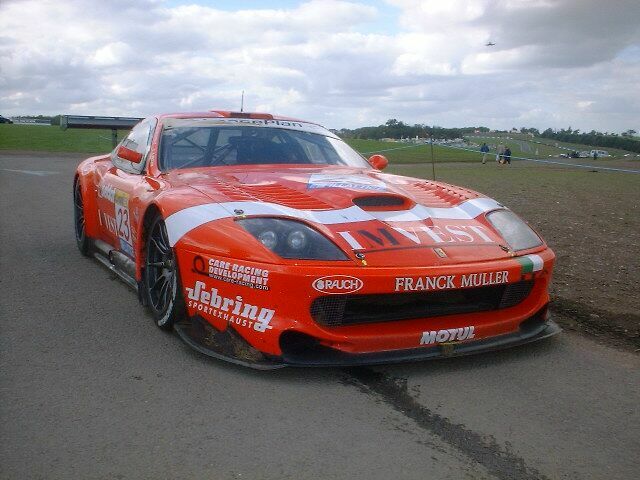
[74,169,101,239]
[135,203,163,280]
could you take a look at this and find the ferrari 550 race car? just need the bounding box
[74,110,560,368]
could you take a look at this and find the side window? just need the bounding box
[113,119,156,174]
[123,122,152,154]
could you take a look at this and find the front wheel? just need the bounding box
[73,179,90,256]
[143,214,185,330]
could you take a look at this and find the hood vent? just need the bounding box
[401,181,478,207]
[240,184,332,209]
[353,195,412,211]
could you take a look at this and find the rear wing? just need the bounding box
[60,115,144,147]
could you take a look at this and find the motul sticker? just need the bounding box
[312,275,363,294]
[420,326,475,345]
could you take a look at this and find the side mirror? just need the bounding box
[368,154,388,170]
[117,145,143,164]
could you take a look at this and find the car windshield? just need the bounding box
[158,120,369,170]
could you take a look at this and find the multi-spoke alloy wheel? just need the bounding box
[144,215,185,329]
[74,179,90,256]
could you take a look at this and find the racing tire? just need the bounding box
[143,214,186,330]
[73,178,90,256]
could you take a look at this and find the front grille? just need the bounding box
[310,281,534,327]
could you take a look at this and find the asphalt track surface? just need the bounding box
[1,152,639,480]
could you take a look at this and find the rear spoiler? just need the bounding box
[60,115,144,147]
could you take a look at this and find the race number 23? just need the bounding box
[116,204,132,244]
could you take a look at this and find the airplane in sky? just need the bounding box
[486,42,496,46]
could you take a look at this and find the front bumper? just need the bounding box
[281,315,560,367]
[174,309,561,369]
[177,247,556,358]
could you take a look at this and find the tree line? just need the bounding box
[336,120,640,154]
[336,119,490,140]
[538,127,640,154]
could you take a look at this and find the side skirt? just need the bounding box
[91,239,138,291]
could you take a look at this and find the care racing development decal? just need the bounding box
[420,326,475,345]
[185,280,274,333]
[312,275,363,294]
[395,271,509,291]
[307,173,387,192]
[192,255,270,290]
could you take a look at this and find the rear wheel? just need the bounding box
[143,214,185,330]
[73,179,90,256]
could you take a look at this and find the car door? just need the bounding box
[95,118,156,259]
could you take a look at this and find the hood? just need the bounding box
[165,165,514,266]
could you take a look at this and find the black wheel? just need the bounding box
[74,179,90,256]
[143,214,185,330]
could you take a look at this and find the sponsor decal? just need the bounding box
[420,326,475,345]
[98,183,116,203]
[185,280,274,332]
[192,255,270,290]
[312,275,363,294]
[163,117,332,136]
[395,271,509,292]
[98,182,135,257]
[338,224,495,251]
[100,210,118,236]
[308,174,387,192]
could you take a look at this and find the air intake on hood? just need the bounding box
[353,195,411,210]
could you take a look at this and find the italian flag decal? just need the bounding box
[516,254,544,274]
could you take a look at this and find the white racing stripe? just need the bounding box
[369,198,502,222]
[165,198,504,246]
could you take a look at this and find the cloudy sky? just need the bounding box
[1,0,639,132]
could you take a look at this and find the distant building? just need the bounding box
[12,116,52,125]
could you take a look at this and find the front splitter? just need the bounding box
[174,314,561,369]
[281,319,561,367]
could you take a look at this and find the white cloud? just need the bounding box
[0,0,638,133]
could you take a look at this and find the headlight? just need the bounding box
[238,218,348,260]
[486,210,542,251]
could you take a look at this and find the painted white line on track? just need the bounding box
[1,168,60,176]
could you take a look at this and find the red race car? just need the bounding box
[74,111,559,368]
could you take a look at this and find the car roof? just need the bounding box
[156,110,317,125]
[155,110,336,138]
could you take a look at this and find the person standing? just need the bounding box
[497,142,505,163]
[480,142,489,164]
[504,147,512,165]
